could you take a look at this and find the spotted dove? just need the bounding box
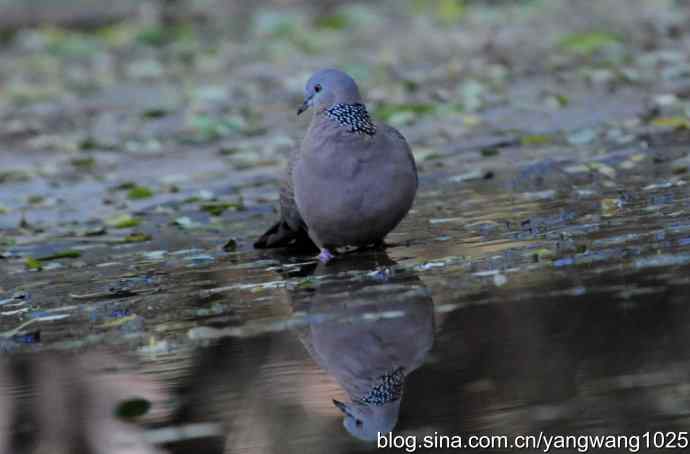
[254,69,418,263]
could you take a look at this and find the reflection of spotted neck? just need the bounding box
[359,367,404,406]
[326,103,377,136]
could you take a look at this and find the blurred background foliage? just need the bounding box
[0,0,684,107]
[0,0,687,164]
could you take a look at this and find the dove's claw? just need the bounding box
[318,249,335,264]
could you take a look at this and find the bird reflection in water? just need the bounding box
[288,250,435,441]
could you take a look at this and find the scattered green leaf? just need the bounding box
[200,202,237,216]
[82,227,107,236]
[97,23,137,47]
[219,146,241,156]
[601,198,621,217]
[136,26,169,46]
[651,117,690,129]
[25,257,43,271]
[314,14,350,30]
[27,195,44,205]
[127,186,154,200]
[520,134,554,146]
[0,170,31,184]
[107,214,141,229]
[187,114,245,142]
[123,233,152,243]
[36,250,81,261]
[142,108,169,119]
[0,237,16,247]
[436,0,466,24]
[532,248,554,262]
[183,196,203,204]
[102,314,138,328]
[114,181,137,191]
[44,29,102,57]
[414,0,467,25]
[79,136,106,150]
[296,277,316,289]
[553,94,569,107]
[559,32,620,56]
[402,79,419,93]
[70,157,96,169]
[374,103,436,122]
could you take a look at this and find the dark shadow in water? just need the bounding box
[0,350,172,454]
[401,269,690,451]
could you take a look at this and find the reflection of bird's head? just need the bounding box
[333,399,401,442]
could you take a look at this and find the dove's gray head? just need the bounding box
[297,68,362,115]
[333,399,400,442]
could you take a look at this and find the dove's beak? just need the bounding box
[333,399,354,417]
[297,95,314,115]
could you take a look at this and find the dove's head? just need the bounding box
[298,68,362,115]
[333,399,400,442]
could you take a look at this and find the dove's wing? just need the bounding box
[254,146,313,249]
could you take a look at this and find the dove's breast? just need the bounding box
[294,127,417,248]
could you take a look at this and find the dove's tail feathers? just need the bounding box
[254,221,315,250]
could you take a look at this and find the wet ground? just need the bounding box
[2,0,690,452]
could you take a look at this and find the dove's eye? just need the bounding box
[314,84,322,93]
[356,419,363,428]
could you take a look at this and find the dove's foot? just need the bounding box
[318,248,335,263]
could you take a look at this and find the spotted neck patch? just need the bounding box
[359,367,404,406]
[326,103,377,136]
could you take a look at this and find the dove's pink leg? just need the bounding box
[318,248,335,263]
